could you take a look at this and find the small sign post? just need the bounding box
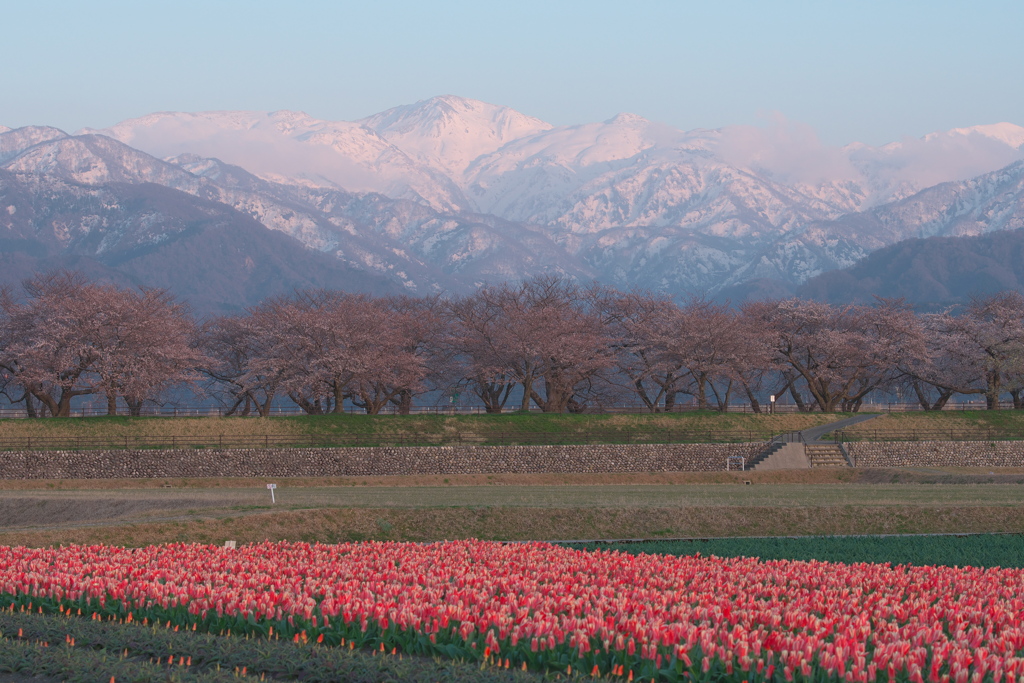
[267,483,277,504]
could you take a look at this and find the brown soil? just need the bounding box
[0,495,245,528]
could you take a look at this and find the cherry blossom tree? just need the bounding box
[601,290,686,412]
[88,286,205,416]
[744,298,910,413]
[0,272,103,416]
[447,292,525,413]
[200,307,287,417]
[345,308,428,415]
[381,295,451,414]
[459,277,614,413]
[950,293,1024,409]
[0,271,202,417]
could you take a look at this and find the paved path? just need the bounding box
[801,413,883,443]
[771,413,883,444]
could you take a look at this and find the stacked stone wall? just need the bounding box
[847,441,1024,468]
[0,443,765,479]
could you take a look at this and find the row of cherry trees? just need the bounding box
[2,271,1023,416]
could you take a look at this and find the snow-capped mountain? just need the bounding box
[90,97,1024,242]
[360,94,553,178]
[0,125,593,302]
[930,123,1024,150]
[85,110,469,211]
[4,97,1023,302]
[805,158,1024,250]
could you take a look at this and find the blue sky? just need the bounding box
[2,0,1021,146]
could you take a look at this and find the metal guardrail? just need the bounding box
[0,430,772,451]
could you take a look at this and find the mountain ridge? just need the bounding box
[0,96,1021,303]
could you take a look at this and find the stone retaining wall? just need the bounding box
[847,441,1024,468]
[0,443,765,479]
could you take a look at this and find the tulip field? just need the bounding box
[3,540,1024,682]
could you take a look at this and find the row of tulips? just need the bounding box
[2,540,1024,682]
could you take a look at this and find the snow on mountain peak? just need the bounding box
[603,112,649,127]
[946,122,1024,149]
[86,109,470,211]
[0,125,10,134]
[360,95,552,176]
[0,126,71,164]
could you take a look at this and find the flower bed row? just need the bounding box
[2,540,1024,682]
[0,610,544,682]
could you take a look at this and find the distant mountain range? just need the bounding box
[2,95,1024,311]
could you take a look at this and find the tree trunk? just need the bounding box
[106,392,118,416]
[741,383,762,414]
[289,393,324,415]
[633,378,658,413]
[788,383,810,413]
[695,375,709,411]
[331,381,346,414]
[1011,389,1023,411]
[932,391,954,411]
[519,376,534,412]
[55,393,73,418]
[474,380,513,413]
[256,393,275,418]
[986,370,1002,410]
[126,398,143,417]
[709,380,732,412]
[23,391,38,419]
[395,389,413,415]
[224,395,246,417]
[911,380,932,411]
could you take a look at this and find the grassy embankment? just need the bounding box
[6,409,1024,446]
[835,410,1024,440]
[0,411,843,447]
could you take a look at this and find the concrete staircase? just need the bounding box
[747,441,784,469]
[804,443,849,467]
[752,440,811,470]
[746,414,880,470]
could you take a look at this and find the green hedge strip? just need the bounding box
[569,533,1024,567]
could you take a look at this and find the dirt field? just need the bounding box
[3,481,1024,528]
[4,504,1024,548]
[1,467,1023,547]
